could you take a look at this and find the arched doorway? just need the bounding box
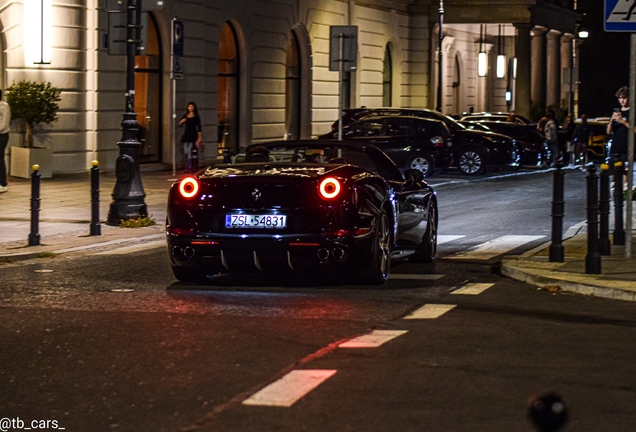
[382,45,392,107]
[135,13,162,163]
[285,31,301,140]
[218,22,239,154]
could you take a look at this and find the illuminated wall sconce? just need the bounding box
[578,30,589,39]
[513,57,517,79]
[496,25,505,78]
[24,0,52,64]
[505,89,512,103]
[478,24,487,77]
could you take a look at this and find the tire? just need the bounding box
[457,146,487,175]
[409,203,437,263]
[364,210,391,285]
[171,265,207,283]
[407,153,436,177]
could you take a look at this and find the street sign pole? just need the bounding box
[626,34,635,258]
[338,33,344,141]
[171,19,184,176]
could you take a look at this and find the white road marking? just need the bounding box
[389,274,445,280]
[404,304,457,320]
[452,283,494,295]
[242,370,337,407]
[437,235,466,244]
[93,240,166,255]
[53,234,164,254]
[338,330,408,348]
[445,235,545,260]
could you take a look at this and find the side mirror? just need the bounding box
[404,168,424,184]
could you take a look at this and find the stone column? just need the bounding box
[546,29,562,109]
[561,34,574,112]
[514,23,532,117]
[531,26,547,107]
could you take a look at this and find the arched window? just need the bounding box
[135,13,162,163]
[218,23,239,153]
[382,46,392,107]
[285,32,301,140]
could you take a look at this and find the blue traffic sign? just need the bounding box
[173,20,184,56]
[605,0,636,32]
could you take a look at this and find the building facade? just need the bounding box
[1,0,579,174]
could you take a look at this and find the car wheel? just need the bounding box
[458,146,487,175]
[364,210,391,285]
[171,265,207,283]
[409,204,437,263]
[407,153,436,177]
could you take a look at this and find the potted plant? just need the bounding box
[7,80,61,178]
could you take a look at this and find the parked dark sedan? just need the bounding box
[166,140,438,285]
[458,111,534,125]
[318,116,453,177]
[332,107,519,175]
[459,120,551,167]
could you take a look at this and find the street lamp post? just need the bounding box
[435,0,444,113]
[107,0,148,225]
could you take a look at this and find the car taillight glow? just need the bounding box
[179,177,199,198]
[319,177,341,200]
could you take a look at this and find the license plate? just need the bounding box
[225,214,287,229]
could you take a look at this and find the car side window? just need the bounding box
[360,120,383,137]
[383,118,415,137]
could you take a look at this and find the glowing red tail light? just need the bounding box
[318,177,341,200]
[179,177,199,199]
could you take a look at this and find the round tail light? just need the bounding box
[319,177,341,200]
[179,177,199,199]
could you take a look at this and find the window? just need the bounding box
[382,46,392,107]
[218,23,239,153]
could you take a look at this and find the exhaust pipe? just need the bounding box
[317,248,330,260]
[332,247,345,260]
[171,246,183,258]
[184,246,196,259]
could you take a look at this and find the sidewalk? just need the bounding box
[1,169,636,302]
[0,168,178,262]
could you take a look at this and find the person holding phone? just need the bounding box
[607,87,630,172]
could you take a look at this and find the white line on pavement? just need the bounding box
[451,283,494,295]
[389,274,445,280]
[93,240,166,255]
[53,234,165,254]
[242,370,337,407]
[437,235,466,244]
[445,235,545,260]
[404,304,457,320]
[338,330,408,348]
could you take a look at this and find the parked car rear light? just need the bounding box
[318,177,341,200]
[179,177,199,199]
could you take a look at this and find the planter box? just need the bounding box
[10,147,53,179]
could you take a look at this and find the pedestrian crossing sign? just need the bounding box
[605,0,636,31]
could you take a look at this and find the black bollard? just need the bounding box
[586,165,601,274]
[613,161,625,245]
[549,163,565,262]
[598,164,611,255]
[28,164,41,246]
[90,160,101,236]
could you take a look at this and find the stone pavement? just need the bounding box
[1,168,635,301]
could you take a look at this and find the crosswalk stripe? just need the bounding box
[93,240,166,255]
[339,330,407,348]
[404,304,456,320]
[452,283,494,295]
[444,235,545,260]
[389,274,445,280]
[437,235,466,244]
[242,370,337,407]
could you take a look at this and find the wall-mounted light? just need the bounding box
[24,0,52,64]
[578,30,589,39]
[496,25,505,78]
[513,57,517,79]
[478,24,487,77]
[505,89,512,104]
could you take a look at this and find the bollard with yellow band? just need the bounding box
[28,164,41,246]
[599,164,611,255]
[613,161,625,245]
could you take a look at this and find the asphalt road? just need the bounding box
[2,169,635,432]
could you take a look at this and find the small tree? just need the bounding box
[6,80,61,148]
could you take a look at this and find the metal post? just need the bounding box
[338,32,344,141]
[107,0,148,225]
[28,164,41,246]
[626,33,636,258]
[599,163,611,255]
[90,160,101,236]
[613,161,625,245]
[549,163,565,262]
[586,165,601,274]
[435,0,444,113]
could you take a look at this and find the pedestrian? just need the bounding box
[562,113,576,167]
[607,86,630,183]
[178,102,202,173]
[544,111,559,166]
[573,114,593,170]
[506,110,517,123]
[0,90,10,194]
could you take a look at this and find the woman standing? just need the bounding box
[179,102,202,173]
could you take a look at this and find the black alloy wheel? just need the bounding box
[409,203,437,263]
[365,210,391,284]
[407,153,436,177]
[457,146,487,175]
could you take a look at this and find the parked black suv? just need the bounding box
[331,108,519,175]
